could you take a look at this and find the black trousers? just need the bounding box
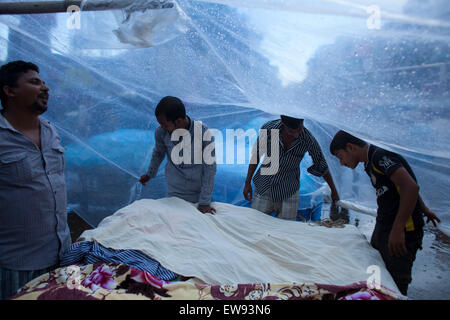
[370,223,423,296]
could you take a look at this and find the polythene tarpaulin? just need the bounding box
[0,0,449,234]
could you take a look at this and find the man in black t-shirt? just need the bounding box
[329,130,440,296]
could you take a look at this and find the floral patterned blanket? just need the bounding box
[10,263,400,300]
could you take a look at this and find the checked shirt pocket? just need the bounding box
[0,153,32,183]
[45,144,66,174]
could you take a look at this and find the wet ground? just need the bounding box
[322,204,450,300]
[407,226,450,300]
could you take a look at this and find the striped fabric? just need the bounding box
[60,241,178,281]
[1,265,55,300]
[253,120,329,202]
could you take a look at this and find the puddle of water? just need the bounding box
[408,225,450,300]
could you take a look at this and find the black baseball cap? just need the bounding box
[280,115,303,129]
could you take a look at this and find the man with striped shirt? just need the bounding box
[243,115,340,220]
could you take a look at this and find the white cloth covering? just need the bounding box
[79,197,400,294]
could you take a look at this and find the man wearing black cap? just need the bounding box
[243,115,340,220]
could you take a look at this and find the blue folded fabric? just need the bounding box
[60,241,178,280]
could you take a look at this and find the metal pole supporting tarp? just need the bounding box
[0,0,173,14]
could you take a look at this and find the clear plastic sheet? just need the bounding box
[0,0,448,234]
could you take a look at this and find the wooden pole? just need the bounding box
[0,0,173,15]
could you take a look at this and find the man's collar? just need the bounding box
[187,116,193,132]
[275,119,283,129]
[0,111,15,131]
[0,111,48,132]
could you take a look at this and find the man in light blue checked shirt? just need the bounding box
[0,61,71,299]
[139,96,217,214]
